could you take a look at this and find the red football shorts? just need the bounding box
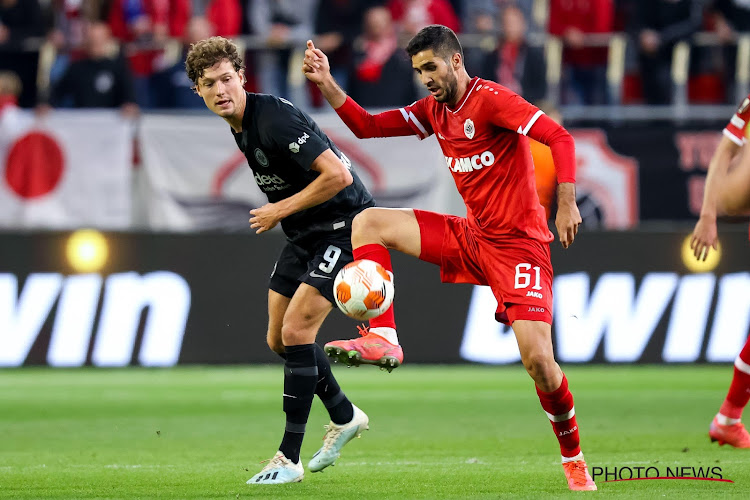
[415,209,553,325]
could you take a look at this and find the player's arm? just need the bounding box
[525,112,581,249]
[249,149,352,234]
[486,90,581,247]
[302,40,419,139]
[718,146,750,215]
[691,135,741,260]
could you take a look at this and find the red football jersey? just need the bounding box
[401,77,553,243]
[723,94,750,146]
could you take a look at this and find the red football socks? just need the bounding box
[354,243,396,330]
[536,374,581,458]
[719,338,750,420]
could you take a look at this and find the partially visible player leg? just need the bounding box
[326,208,421,369]
[266,290,356,427]
[248,285,333,485]
[307,340,369,472]
[353,242,398,341]
[710,336,750,448]
[266,290,290,356]
[513,320,596,491]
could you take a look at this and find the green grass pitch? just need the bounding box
[1,365,749,499]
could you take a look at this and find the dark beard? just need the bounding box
[436,76,458,104]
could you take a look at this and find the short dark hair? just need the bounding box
[406,25,463,62]
[185,36,245,86]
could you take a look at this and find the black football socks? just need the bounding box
[313,343,354,425]
[278,343,317,463]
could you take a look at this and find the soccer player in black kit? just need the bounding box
[185,37,373,485]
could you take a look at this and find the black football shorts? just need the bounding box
[269,234,354,304]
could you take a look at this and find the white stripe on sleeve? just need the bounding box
[723,128,746,146]
[517,110,545,136]
[399,107,428,137]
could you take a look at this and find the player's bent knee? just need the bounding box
[266,334,285,354]
[521,352,557,380]
[280,323,317,347]
[352,208,387,237]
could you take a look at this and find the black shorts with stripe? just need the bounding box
[269,233,354,304]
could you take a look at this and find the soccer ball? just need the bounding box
[334,259,394,320]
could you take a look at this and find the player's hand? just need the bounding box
[690,215,718,261]
[555,201,581,249]
[249,203,283,234]
[302,40,331,84]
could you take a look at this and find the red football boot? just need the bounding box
[709,417,750,448]
[562,460,597,491]
[324,325,403,372]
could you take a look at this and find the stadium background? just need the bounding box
[2,1,750,498]
[2,0,748,368]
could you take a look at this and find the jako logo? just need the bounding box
[444,151,494,173]
[0,272,191,367]
[460,272,750,364]
[526,291,543,298]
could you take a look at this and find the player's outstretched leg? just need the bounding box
[514,319,596,491]
[709,339,750,448]
[326,209,412,371]
[324,242,402,371]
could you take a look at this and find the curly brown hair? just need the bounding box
[185,36,245,87]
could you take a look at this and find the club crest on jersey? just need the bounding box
[464,119,475,139]
[254,148,269,167]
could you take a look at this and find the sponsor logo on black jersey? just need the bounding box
[254,172,289,190]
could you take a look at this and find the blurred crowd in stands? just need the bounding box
[0,0,748,116]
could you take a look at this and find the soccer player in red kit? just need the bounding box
[692,94,750,448]
[303,25,595,490]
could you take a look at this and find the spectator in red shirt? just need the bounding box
[197,0,243,37]
[468,4,546,104]
[107,0,191,106]
[347,5,418,107]
[548,0,614,105]
[108,0,191,44]
[387,0,461,36]
[313,0,378,93]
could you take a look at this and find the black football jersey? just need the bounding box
[233,93,374,244]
